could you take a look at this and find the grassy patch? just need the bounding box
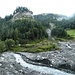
[55,37,66,41]
[8,39,59,53]
[25,44,35,48]
[10,46,24,52]
[67,29,75,38]
[22,40,59,53]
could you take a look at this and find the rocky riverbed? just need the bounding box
[0,41,75,75]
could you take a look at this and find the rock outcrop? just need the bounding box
[12,11,34,21]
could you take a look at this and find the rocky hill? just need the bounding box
[12,7,34,21]
[12,11,34,21]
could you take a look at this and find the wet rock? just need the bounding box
[58,63,71,69]
[71,64,75,71]
[18,41,75,74]
[0,52,54,75]
[34,59,51,66]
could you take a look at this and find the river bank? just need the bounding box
[0,41,75,75]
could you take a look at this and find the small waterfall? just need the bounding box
[46,22,55,40]
[46,28,51,37]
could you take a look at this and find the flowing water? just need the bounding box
[13,54,74,75]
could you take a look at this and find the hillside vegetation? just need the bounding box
[0,6,75,52]
[0,7,59,52]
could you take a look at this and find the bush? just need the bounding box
[51,27,68,38]
[5,39,15,49]
[0,41,6,52]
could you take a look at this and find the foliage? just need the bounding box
[0,19,48,44]
[51,27,68,38]
[1,6,75,53]
[38,45,55,51]
[19,40,59,53]
[67,29,75,38]
[5,39,15,49]
[25,44,35,48]
[55,15,75,29]
[0,41,6,52]
[10,46,23,52]
[13,7,33,14]
[0,7,48,45]
[5,14,13,21]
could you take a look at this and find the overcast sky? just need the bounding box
[0,0,75,18]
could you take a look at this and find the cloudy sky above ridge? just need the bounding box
[0,0,75,18]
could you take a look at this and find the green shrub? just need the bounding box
[0,41,6,52]
[51,27,68,38]
[5,39,15,49]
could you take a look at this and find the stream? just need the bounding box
[13,53,74,75]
